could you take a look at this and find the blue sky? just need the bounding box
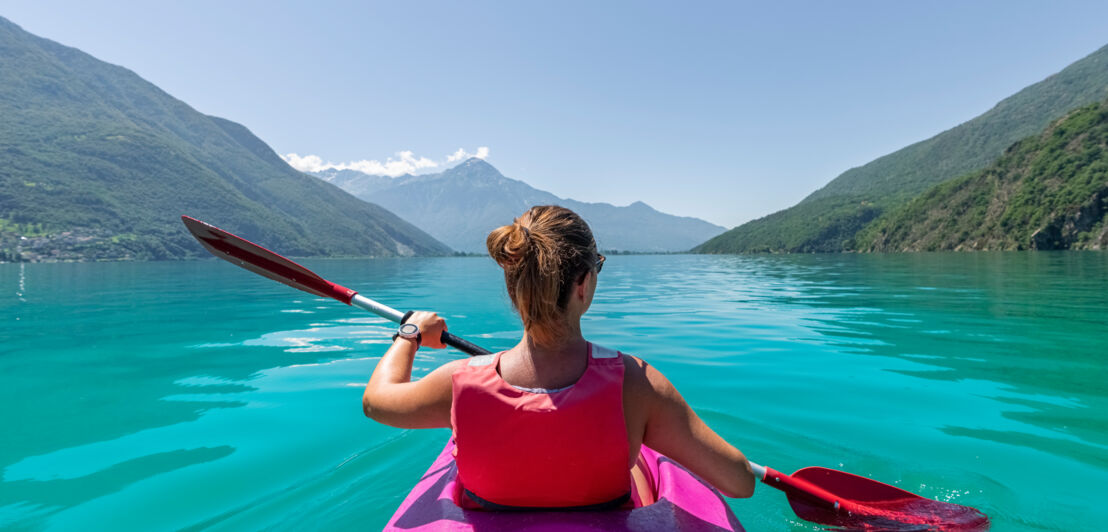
[5,1,1108,227]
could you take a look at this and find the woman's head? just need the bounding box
[487,206,603,345]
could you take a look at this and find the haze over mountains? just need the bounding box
[697,43,1108,254]
[0,16,449,261]
[312,159,727,253]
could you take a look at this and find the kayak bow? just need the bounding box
[384,439,744,531]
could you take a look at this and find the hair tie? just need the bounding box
[520,225,531,241]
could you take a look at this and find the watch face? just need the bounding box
[399,323,419,336]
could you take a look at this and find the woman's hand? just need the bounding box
[406,311,447,349]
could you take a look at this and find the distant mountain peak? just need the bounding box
[445,157,500,178]
[439,157,508,187]
[456,157,494,170]
[311,159,726,252]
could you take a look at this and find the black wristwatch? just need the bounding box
[392,322,421,347]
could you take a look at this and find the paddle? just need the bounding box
[180,215,489,356]
[181,215,988,530]
[746,462,989,530]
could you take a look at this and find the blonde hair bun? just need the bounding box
[486,206,599,345]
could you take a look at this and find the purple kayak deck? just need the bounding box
[384,439,744,531]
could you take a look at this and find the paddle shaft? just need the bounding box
[350,293,490,356]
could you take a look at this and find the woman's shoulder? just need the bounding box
[620,353,676,400]
[442,349,508,375]
[428,357,476,380]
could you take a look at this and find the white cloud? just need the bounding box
[282,153,326,173]
[446,146,490,163]
[283,147,490,177]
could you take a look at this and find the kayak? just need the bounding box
[384,439,744,531]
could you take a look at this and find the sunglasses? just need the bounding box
[594,254,606,274]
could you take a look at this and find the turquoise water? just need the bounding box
[1,253,1106,531]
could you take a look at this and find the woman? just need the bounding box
[363,205,755,509]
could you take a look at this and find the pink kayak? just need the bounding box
[384,439,744,531]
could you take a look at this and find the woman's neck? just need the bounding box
[500,325,588,389]
[519,331,586,359]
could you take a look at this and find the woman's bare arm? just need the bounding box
[625,355,756,498]
[362,311,463,429]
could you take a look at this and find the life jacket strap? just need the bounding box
[462,488,631,512]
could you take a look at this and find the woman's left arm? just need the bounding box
[362,311,463,429]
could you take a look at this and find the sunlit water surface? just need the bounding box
[1,253,1105,530]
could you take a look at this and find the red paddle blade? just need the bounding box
[787,467,989,531]
[181,216,357,304]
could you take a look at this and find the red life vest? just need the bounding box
[450,343,630,509]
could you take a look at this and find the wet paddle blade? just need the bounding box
[787,467,989,531]
[181,215,356,304]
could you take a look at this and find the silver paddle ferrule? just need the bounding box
[749,461,767,481]
[351,293,405,322]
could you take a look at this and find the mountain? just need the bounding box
[696,43,1108,254]
[856,100,1108,251]
[0,17,450,262]
[313,159,727,253]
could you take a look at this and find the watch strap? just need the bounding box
[392,332,422,346]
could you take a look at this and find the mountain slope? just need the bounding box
[696,42,1108,253]
[314,159,726,253]
[856,101,1108,251]
[0,17,449,261]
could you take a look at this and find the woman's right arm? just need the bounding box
[625,356,756,498]
[362,311,463,429]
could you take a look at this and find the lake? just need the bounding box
[2,252,1105,530]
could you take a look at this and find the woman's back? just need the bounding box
[452,344,629,508]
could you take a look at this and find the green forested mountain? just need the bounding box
[696,43,1108,254]
[0,17,450,261]
[856,101,1108,251]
